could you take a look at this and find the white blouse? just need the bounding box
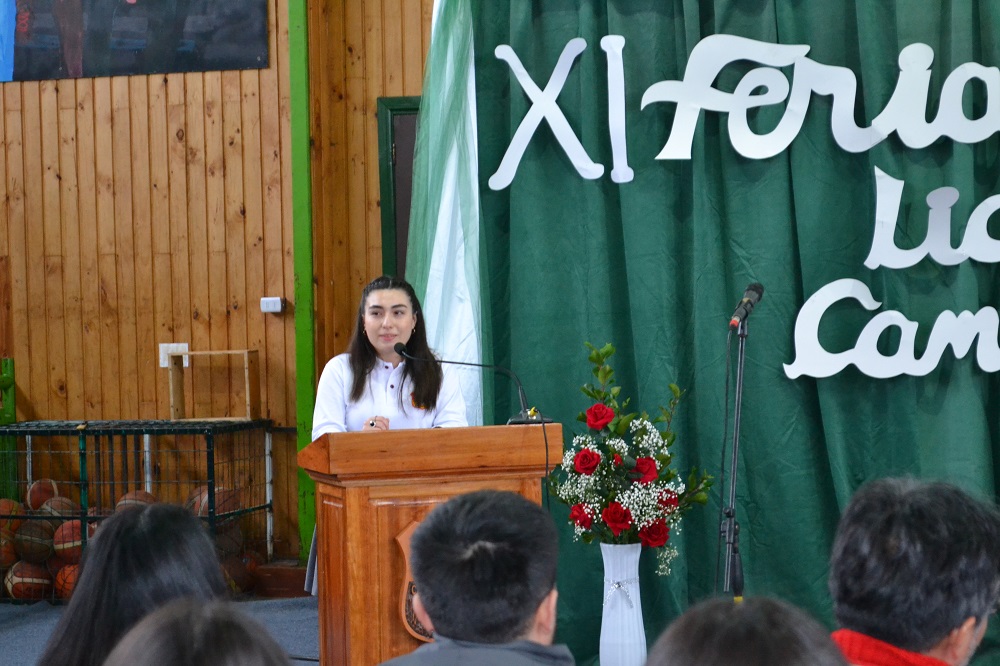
[311,353,468,439]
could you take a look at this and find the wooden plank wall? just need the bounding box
[0,0,300,557]
[308,0,434,367]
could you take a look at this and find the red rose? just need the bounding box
[633,457,658,484]
[574,448,601,475]
[585,403,615,431]
[613,454,623,467]
[638,519,670,548]
[569,504,592,529]
[659,490,679,510]
[602,502,633,536]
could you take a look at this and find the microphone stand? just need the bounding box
[722,317,748,600]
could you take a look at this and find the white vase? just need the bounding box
[599,542,646,666]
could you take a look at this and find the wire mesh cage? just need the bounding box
[0,419,273,602]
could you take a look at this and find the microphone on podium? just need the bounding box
[393,342,550,424]
[729,283,764,330]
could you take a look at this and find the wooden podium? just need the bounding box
[298,424,562,666]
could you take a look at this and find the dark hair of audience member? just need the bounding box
[102,598,292,666]
[410,490,559,643]
[38,503,228,666]
[829,477,1000,652]
[347,275,442,409]
[646,597,847,666]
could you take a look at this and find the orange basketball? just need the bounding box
[5,561,53,600]
[115,490,159,511]
[184,485,210,516]
[54,564,79,599]
[53,520,93,565]
[0,499,24,534]
[186,486,241,526]
[40,496,80,528]
[25,479,59,511]
[0,531,17,569]
[13,520,55,563]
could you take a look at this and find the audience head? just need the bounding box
[829,477,1000,658]
[38,502,228,666]
[646,597,847,666]
[410,490,559,644]
[102,598,291,666]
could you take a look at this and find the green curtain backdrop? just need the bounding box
[463,1,1000,663]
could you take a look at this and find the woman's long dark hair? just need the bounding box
[347,275,443,410]
[37,503,228,666]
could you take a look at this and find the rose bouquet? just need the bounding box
[549,343,712,575]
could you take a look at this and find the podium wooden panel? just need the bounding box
[298,424,562,666]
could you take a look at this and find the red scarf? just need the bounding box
[832,629,950,666]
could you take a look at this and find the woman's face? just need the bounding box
[363,288,417,362]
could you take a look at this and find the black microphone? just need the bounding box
[729,283,764,330]
[393,343,550,424]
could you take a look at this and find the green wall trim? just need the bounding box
[288,0,316,562]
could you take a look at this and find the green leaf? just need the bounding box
[669,383,682,399]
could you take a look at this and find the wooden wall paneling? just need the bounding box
[365,0,387,276]
[40,81,67,419]
[311,1,334,364]
[94,79,120,419]
[111,77,138,418]
[380,0,399,97]
[4,85,31,418]
[223,71,248,416]
[307,0,327,364]
[327,1,352,364]
[241,69,266,423]
[166,73,192,420]
[345,1,369,343]
[57,81,83,418]
[23,83,49,420]
[203,71,229,417]
[185,73,211,420]
[148,75,173,420]
[129,77,156,419]
[401,0,425,94]
[75,79,101,419]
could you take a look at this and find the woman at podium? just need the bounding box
[311,275,467,436]
[305,275,467,593]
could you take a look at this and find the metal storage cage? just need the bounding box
[0,419,273,601]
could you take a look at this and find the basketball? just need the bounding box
[186,485,242,525]
[25,479,59,511]
[40,496,80,528]
[54,564,79,599]
[0,499,24,533]
[5,561,53,600]
[184,485,210,515]
[53,520,93,565]
[115,490,159,511]
[13,520,55,564]
[46,552,70,577]
[214,524,244,557]
[0,531,16,569]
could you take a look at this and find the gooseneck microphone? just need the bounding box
[729,283,764,329]
[393,343,549,424]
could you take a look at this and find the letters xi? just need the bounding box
[490,34,1000,190]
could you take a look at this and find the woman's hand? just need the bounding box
[364,416,390,431]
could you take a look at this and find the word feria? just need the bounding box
[489,34,999,189]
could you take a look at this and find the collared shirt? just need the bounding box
[312,353,468,438]
[380,635,576,666]
[832,629,951,666]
